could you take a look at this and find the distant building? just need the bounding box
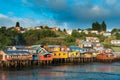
[83,30,89,34]
[103,32,111,37]
[100,31,105,34]
[78,30,82,33]
[93,43,104,51]
[14,22,24,32]
[90,30,99,34]
[86,37,99,43]
[50,27,59,32]
[35,26,41,30]
[66,30,72,35]
[78,41,93,48]
[111,40,120,46]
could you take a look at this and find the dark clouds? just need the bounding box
[0,0,120,30]
[24,0,120,29]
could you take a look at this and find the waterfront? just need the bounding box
[0,62,120,80]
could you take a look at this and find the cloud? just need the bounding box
[1,0,120,30]
[26,0,116,23]
[106,0,117,5]
[0,13,39,27]
[0,13,66,28]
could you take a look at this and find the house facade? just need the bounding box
[0,50,32,61]
[111,40,120,46]
[103,32,111,37]
[86,37,99,43]
[66,30,72,35]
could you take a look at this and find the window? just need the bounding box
[0,55,2,59]
[59,53,61,56]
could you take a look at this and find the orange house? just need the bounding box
[96,53,114,60]
[37,47,53,61]
[40,54,53,61]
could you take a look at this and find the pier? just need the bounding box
[1,57,120,69]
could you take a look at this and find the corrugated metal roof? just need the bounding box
[4,50,30,55]
[69,46,83,51]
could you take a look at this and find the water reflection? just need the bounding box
[0,63,120,80]
[0,73,7,80]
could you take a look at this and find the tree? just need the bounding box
[44,25,49,29]
[58,28,61,32]
[115,33,120,39]
[92,21,107,32]
[78,28,81,31]
[101,21,107,32]
[15,22,20,27]
[92,21,101,32]
[63,28,66,33]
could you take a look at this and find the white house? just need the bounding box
[90,30,99,34]
[66,30,72,35]
[86,37,100,43]
[83,30,89,34]
[103,32,111,37]
[111,40,120,46]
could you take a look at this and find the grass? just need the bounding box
[55,31,67,38]
[111,47,120,52]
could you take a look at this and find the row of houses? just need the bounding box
[66,29,112,37]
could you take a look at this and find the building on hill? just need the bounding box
[93,43,104,51]
[90,30,99,34]
[50,27,59,32]
[100,31,105,34]
[14,22,24,32]
[78,41,94,50]
[35,26,41,30]
[66,29,72,35]
[86,37,99,43]
[111,40,120,46]
[83,30,89,34]
[103,32,111,37]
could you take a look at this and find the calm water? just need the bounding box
[1,62,120,80]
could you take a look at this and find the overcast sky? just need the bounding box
[0,0,120,31]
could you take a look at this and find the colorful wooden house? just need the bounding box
[0,50,32,61]
[36,47,53,61]
[96,48,114,60]
[43,45,61,52]
[52,51,68,59]
[93,43,104,51]
[112,52,120,59]
[83,52,93,58]
[68,46,82,58]
[79,41,94,50]
[68,51,80,58]
[96,53,114,60]
[98,48,113,54]
[86,37,99,43]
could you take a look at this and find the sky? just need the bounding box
[0,0,120,31]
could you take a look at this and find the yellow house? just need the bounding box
[68,51,80,58]
[52,51,68,59]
